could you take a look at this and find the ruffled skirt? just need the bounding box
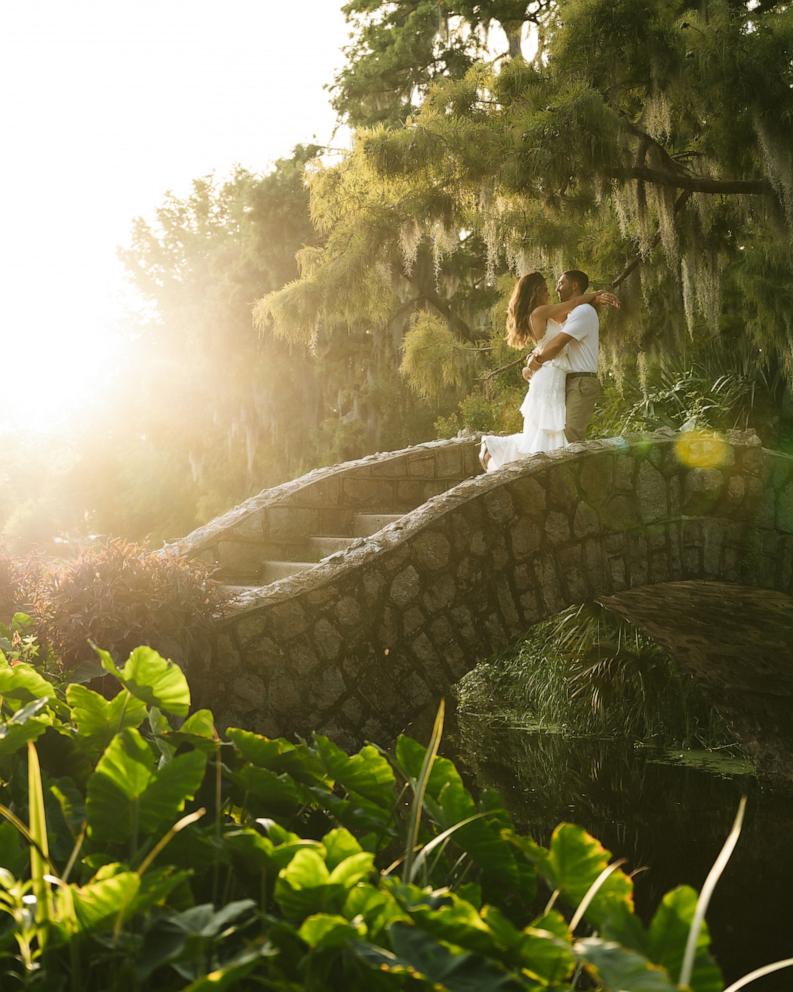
[481,364,567,472]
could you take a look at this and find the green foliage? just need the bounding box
[457,601,735,747]
[401,310,479,402]
[0,643,776,990]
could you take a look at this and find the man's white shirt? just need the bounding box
[549,303,599,374]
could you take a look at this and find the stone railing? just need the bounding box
[169,436,482,577]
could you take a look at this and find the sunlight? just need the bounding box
[0,0,349,435]
[2,261,127,432]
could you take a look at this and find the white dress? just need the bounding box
[481,320,567,471]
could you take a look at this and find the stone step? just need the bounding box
[308,536,356,558]
[259,560,317,583]
[350,513,404,536]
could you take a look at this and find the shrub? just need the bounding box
[0,645,785,991]
[27,539,227,671]
[0,548,19,623]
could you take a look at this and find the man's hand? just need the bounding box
[593,291,621,310]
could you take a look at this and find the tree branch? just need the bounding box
[610,166,771,196]
[611,190,692,289]
[480,354,525,384]
[420,287,477,341]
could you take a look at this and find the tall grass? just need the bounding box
[457,601,735,748]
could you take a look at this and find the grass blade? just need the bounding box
[61,822,87,884]
[402,698,444,884]
[679,796,746,989]
[722,958,793,992]
[569,859,626,933]
[27,741,54,943]
[383,811,493,879]
[115,807,207,943]
[0,802,51,868]
[408,811,493,883]
[136,807,206,877]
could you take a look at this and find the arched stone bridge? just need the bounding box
[171,429,793,776]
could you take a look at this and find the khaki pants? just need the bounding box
[565,375,602,443]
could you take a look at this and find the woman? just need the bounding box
[479,272,616,471]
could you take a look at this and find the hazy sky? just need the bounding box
[0,1,350,430]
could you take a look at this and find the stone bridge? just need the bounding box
[171,429,793,775]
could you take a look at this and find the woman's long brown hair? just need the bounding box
[506,271,546,348]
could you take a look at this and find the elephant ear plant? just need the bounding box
[0,644,790,991]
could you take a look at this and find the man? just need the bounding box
[524,269,609,443]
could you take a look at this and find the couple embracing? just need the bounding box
[480,270,620,472]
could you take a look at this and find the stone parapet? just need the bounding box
[167,435,481,572]
[180,428,793,753]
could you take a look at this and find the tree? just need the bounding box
[266,0,793,441]
[107,149,328,538]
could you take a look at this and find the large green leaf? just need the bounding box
[395,735,465,799]
[0,698,51,757]
[278,847,330,888]
[385,921,525,991]
[163,709,218,751]
[181,946,272,992]
[315,736,395,808]
[647,886,722,992]
[327,851,374,888]
[343,884,407,940]
[482,905,575,983]
[234,764,306,816]
[72,870,140,931]
[223,827,324,875]
[166,899,256,938]
[411,894,496,956]
[129,866,193,916]
[87,729,154,841]
[227,727,326,785]
[299,912,365,950]
[100,646,190,717]
[274,847,346,921]
[138,749,207,835]
[0,821,26,876]
[322,827,362,870]
[432,781,530,894]
[67,684,147,745]
[50,777,86,835]
[546,823,633,926]
[577,938,677,991]
[86,729,206,843]
[0,658,56,707]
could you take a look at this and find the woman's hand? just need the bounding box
[593,291,621,310]
[523,352,541,380]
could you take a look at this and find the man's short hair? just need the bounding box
[564,269,589,292]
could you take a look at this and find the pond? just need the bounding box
[446,716,793,991]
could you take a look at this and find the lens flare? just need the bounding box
[674,430,730,469]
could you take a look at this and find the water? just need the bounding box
[446,717,793,991]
